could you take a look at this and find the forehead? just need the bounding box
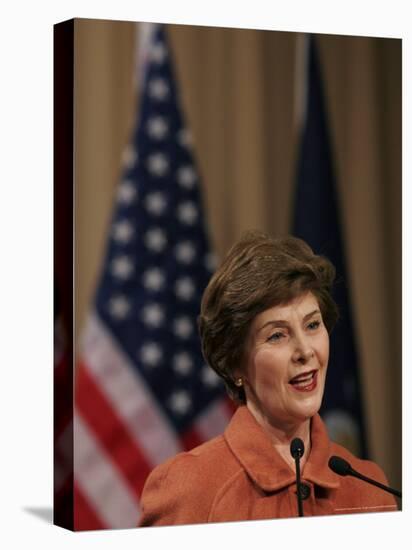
[251,292,320,328]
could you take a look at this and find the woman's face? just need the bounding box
[241,291,329,432]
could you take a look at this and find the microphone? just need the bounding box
[328,456,402,498]
[290,438,305,517]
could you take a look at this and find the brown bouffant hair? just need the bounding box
[198,230,338,405]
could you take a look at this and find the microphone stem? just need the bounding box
[294,456,304,517]
[351,469,402,498]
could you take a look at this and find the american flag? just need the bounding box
[73,23,234,531]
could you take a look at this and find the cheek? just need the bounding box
[319,332,330,365]
[250,348,286,384]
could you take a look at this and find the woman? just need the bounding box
[139,231,398,526]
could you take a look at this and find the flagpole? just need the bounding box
[135,22,158,93]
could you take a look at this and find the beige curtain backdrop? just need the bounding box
[74,19,402,492]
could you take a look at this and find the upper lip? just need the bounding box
[289,369,317,383]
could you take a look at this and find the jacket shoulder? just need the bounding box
[139,434,242,526]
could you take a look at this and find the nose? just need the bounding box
[292,334,314,364]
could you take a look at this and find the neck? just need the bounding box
[245,403,312,470]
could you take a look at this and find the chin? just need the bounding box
[298,405,321,421]
[290,378,326,420]
[293,396,323,421]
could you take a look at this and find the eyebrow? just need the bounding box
[257,309,321,333]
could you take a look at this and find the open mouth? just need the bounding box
[289,370,318,392]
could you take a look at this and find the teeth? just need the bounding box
[291,372,314,384]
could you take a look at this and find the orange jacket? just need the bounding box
[139,406,398,526]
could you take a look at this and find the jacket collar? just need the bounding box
[224,406,340,492]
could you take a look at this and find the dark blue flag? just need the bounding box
[292,34,367,458]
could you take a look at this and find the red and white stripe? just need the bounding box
[54,314,72,490]
[74,312,233,529]
[54,420,73,492]
[80,312,182,465]
[74,411,141,529]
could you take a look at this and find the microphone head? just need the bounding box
[290,438,305,459]
[328,455,352,476]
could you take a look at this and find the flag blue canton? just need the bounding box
[95,25,225,433]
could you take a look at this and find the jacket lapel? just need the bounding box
[224,406,340,492]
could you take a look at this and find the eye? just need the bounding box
[307,320,321,330]
[267,331,285,342]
